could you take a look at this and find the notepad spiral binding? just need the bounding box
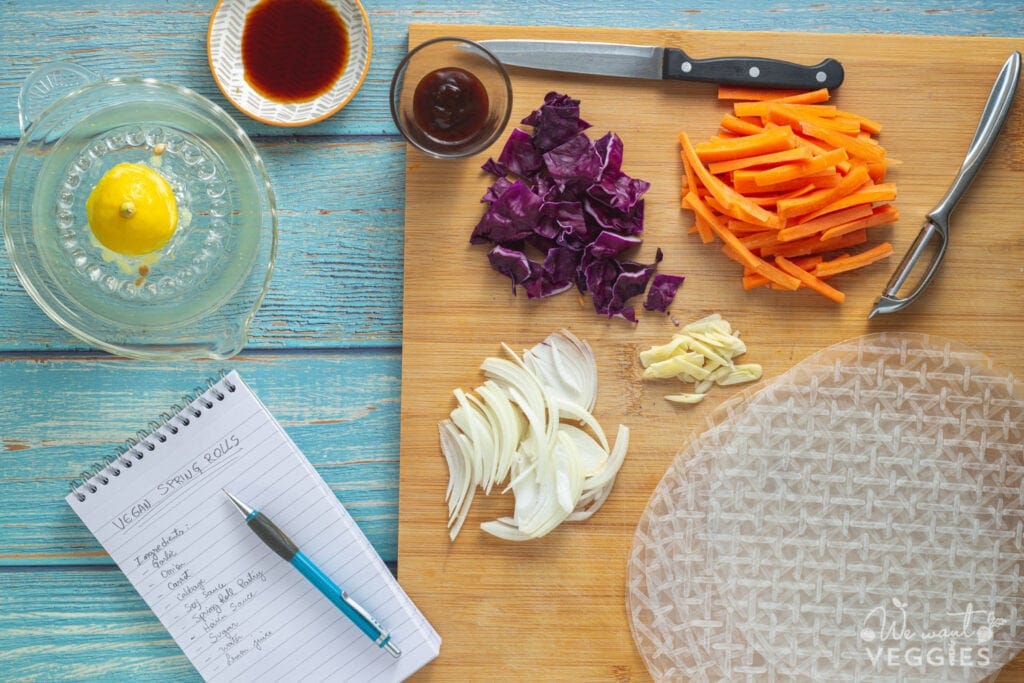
[69,372,237,502]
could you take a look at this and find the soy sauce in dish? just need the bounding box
[412,67,489,144]
[242,0,348,103]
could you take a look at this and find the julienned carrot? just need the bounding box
[720,114,765,135]
[679,99,898,302]
[814,242,895,277]
[742,147,848,188]
[680,133,782,228]
[694,127,795,163]
[819,205,899,241]
[776,256,846,304]
[799,119,886,162]
[683,192,800,290]
[733,171,840,195]
[761,229,868,259]
[776,203,874,243]
[717,86,830,103]
[775,163,871,219]
[708,146,812,175]
[740,230,784,251]
[742,255,825,290]
[802,183,897,221]
[734,101,839,119]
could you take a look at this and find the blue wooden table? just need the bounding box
[1,2,1022,680]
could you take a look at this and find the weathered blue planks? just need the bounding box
[0,353,403,565]
[0,567,199,681]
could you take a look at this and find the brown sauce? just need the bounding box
[241,0,348,103]
[412,67,489,144]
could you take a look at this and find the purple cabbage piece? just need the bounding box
[584,197,645,236]
[543,134,603,186]
[537,201,587,244]
[644,273,686,313]
[471,179,543,245]
[487,245,538,293]
[593,132,623,177]
[481,176,514,204]
[588,170,651,213]
[474,92,670,322]
[524,246,579,299]
[522,92,592,152]
[496,128,543,177]
[480,157,507,178]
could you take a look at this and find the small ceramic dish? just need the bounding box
[390,36,513,159]
[207,0,372,127]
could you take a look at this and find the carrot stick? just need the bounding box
[765,88,831,104]
[717,86,827,102]
[819,204,899,241]
[680,146,700,194]
[742,255,825,289]
[745,147,848,188]
[732,171,840,195]
[680,133,783,228]
[693,213,714,244]
[776,164,871,219]
[729,219,784,235]
[813,242,895,277]
[683,192,800,290]
[801,183,897,221]
[693,127,796,163]
[776,256,846,303]
[719,114,765,135]
[798,119,887,162]
[761,229,868,259]
[735,101,839,119]
[776,203,875,243]
[843,111,883,135]
[708,146,812,174]
[740,230,785,250]
[704,194,785,231]
[742,183,818,207]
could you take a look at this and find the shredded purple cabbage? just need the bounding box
[643,273,686,313]
[475,92,681,321]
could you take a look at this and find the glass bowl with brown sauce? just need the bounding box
[390,37,513,159]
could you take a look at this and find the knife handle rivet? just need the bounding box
[816,71,827,83]
[749,66,761,78]
[680,61,692,73]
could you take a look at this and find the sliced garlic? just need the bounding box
[640,313,761,404]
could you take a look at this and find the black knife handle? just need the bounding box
[662,48,844,90]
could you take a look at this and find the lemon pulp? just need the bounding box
[86,162,178,256]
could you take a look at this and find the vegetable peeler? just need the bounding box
[869,51,1021,318]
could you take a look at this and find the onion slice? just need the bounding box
[438,331,628,541]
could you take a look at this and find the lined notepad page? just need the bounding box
[67,372,439,682]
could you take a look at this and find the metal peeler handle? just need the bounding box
[869,51,1021,319]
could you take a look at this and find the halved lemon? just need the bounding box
[86,162,178,256]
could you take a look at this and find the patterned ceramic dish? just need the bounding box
[207,0,372,127]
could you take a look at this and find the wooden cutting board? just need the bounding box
[398,24,1024,681]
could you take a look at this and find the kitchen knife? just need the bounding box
[479,39,844,90]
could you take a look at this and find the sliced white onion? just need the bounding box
[438,331,628,541]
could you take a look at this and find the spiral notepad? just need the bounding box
[66,371,439,682]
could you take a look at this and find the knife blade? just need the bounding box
[479,39,844,90]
